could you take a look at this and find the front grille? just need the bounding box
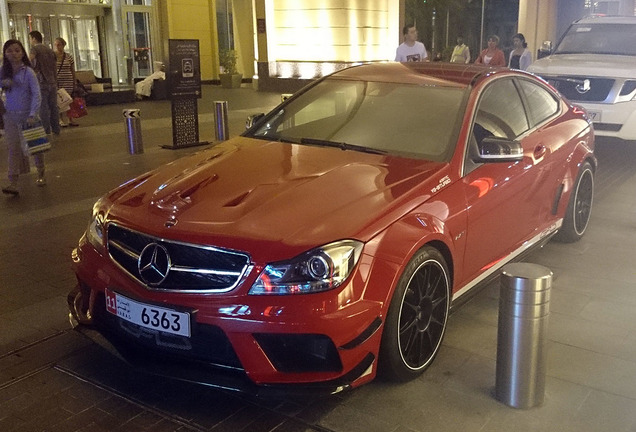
[547,76,614,102]
[107,224,250,292]
[594,123,622,132]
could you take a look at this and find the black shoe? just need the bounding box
[2,184,19,195]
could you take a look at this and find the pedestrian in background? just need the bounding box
[475,35,506,67]
[28,30,60,136]
[508,33,532,70]
[450,36,471,63]
[0,39,45,196]
[54,37,78,127]
[395,24,428,62]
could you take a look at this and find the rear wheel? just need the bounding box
[554,162,594,243]
[379,246,450,381]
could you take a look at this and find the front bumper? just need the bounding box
[577,100,636,141]
[68,238,391,394]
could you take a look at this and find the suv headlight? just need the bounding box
[249,240,363,295]
[86,203,106,254]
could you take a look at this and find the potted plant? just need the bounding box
[219,49,242,89]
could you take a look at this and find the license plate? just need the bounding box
[586,110,601,122]
[105,288,191,337]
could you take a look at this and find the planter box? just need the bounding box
[220,73,243,89]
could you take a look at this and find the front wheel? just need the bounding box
[379,246,451,381]
[554,161,594,243]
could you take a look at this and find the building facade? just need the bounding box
[0,0,634,89]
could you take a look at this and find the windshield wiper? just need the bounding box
[300,138,387,155]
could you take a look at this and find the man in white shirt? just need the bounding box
[395,25,428,62]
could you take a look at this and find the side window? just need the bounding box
[472,79,530,143]
[517,79,560,126]
[465,79,529,174]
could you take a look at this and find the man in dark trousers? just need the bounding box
[29,30,60,135]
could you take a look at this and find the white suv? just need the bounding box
[528,16,636,141]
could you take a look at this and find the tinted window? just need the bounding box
[518,79,560,126]
[472,79,529,142]
[248,79,466,161]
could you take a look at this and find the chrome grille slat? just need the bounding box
[107,223,250,293]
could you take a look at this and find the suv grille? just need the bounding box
[107,224,251,292]
[547,76,614,102]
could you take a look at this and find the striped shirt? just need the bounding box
[56,53,75,95]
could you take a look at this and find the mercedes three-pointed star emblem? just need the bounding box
[138,243,172,286]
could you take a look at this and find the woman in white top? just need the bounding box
[508,33,532,70]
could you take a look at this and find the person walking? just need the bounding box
[508,33,532,70]
[28,30,60,136]
[1,39,45,196]
[54,37,78,126]
[450,36,471,63]
[475,35,506,67]
[395,24,428,62]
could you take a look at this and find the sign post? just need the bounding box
[163,39,208,149]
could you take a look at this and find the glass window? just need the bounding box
[555,23,636,56]
[249,79,466,161]
[217,0,234,51]
[518,79,560,127]
[472,79,529,142]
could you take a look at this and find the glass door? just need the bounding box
[122,4,158,80]
[75,18,101,73]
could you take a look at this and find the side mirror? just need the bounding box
[246,113,265,130]
[537,40,552,59]
[477,137,523,162]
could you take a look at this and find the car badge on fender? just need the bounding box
[138,243,172,285]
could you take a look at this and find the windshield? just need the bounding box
[246,78,466,161]
[555,23,636,56]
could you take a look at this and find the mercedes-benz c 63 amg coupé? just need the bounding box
[68,62,595,394]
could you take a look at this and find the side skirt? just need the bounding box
[450,219,562,310]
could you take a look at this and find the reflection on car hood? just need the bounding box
[104,138,446,259]
[529,54,636,77]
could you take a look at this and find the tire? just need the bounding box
[379,246,451,381]
[554,161,594,243]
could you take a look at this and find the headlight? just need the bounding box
[249,240,363,295]
[86,203,106,253]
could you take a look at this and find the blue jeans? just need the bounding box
[40,84,60,135]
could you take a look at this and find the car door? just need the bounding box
[515,78,566,229]
[459,77,548,286]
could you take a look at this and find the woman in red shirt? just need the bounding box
[475,35,506,67]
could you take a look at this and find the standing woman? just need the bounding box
[475,35,506,67]
[54,37,78,126]
[0,39,45,196]
[508,33,532,70]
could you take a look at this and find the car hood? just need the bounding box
[104,138,447,260]
[529,54,636,78]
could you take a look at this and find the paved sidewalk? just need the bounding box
[1,84,636,432]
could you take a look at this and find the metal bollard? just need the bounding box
[214,101,229,141]
[123,109,143,154]
[496,262,552,409]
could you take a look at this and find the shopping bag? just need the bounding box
[68,97,88,119]
[22,123,51,155]
[57,88,73,112]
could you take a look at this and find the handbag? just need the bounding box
[57,88,73,111]
[68,97,88,119]
[22,122,51,155]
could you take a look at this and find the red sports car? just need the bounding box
[68,63,595,394]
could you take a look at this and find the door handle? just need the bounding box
[534,145,547,159]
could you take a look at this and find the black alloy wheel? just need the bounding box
[555,161,594,243]
[380,246,450,381]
